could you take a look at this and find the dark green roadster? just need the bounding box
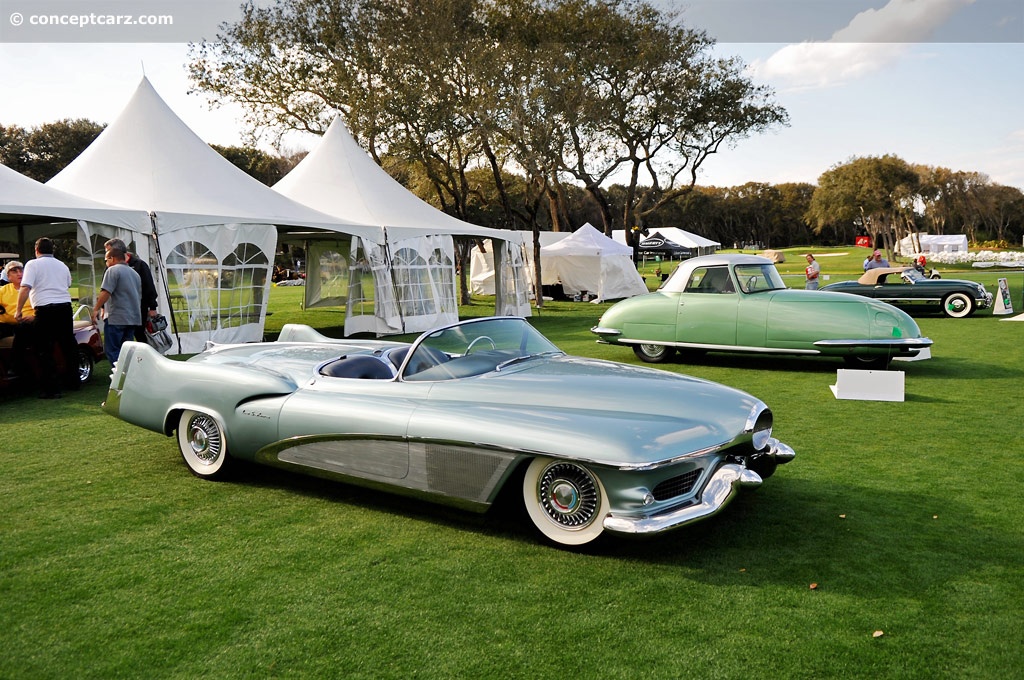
[820,267,992,318]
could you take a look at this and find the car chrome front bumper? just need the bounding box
[603,438,794,536]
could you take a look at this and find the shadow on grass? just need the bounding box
[221,457,1016,602]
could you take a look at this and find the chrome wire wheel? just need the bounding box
[177,409,230,479]
[523,458,609,546]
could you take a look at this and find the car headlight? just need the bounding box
[745,404,773,451]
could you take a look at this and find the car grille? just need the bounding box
[652,468,702,501]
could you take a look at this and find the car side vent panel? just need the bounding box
[424,444,512,503]
[652,468,703,501]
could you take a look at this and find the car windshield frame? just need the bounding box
[900,269,927,283]
[733,263,787,293]
[399,317,563,382]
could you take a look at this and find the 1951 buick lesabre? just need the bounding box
[593,254,933,369]
[103,316,794,546]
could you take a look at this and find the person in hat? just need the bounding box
[863,249,890,271]
[0,261,37,378]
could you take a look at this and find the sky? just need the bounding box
[0,0,1022,190]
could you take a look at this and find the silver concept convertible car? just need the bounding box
[103,317,794,546]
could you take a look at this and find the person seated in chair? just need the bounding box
[0,261,36,377]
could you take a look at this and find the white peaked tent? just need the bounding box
[541,223,648,301]
[274,116,530,334]
[1,162,150,232]
[48,77,379,353]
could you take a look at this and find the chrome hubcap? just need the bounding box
[188,415,222,464]
[538,463,600,529]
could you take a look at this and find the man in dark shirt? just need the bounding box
[104,239,158,341]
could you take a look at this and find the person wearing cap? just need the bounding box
[0,261,37,378]
[15,238,78,397]
[863,249,890,271]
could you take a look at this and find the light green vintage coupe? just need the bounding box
[102,316,794,547]
[593,254,932,369]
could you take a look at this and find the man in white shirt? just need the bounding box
[16,237,78,398]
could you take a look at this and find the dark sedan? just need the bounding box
[820,267,992,318]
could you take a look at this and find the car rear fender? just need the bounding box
[103,341,298,436]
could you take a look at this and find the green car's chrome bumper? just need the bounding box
[603,438,795,536]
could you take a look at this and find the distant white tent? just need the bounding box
[897,233,969,255]
[613,227,720,255]
[48,77,376,353]
[274,116,530,334]
[470,231,569,296]
[540,223,648,301]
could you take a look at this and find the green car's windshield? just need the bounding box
[402,317,562,381]
[734,264,787,293]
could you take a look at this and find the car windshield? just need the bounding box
[733,264,787,293]
[901,269,927,283]
[401,317,562,382]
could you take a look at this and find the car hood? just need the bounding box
[418,355,766,465]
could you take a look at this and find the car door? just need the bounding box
[675,266,739,346]
[276,379,433,482]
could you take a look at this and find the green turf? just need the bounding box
[2,266,1022,679]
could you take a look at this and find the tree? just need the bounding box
[0,119,104,181]
[806,155,918,258]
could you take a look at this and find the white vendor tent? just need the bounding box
[540,223,648,301]
[1,163,151,260]
[48,77,377,353]
[613,227,720,255]
[274,116,529,334]
[470,231,569,296]
[897,233,969,255]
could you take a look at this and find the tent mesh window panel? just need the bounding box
[166,241,217,332]
[220,242,269,327]
[393,246,436,318]
[431,246,457,316]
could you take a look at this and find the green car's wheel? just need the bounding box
[178,409,230,479]
[633,343,675,363]
[943,292,974,318]
[523,457,609,546]
[843,354,890,370]
[77,347,94,384]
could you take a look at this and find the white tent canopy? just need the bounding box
[274,116,530,333]
[1,162,150,232]
[540,223,648,301]
[47,77,379,353]
[897,233,969,255]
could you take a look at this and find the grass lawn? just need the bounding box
[2,260,1023,679]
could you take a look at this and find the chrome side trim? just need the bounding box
[603,463,763,535]
[604,337,821,355]
[813,337,933,348]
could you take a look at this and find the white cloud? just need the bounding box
[750,0,976,89]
